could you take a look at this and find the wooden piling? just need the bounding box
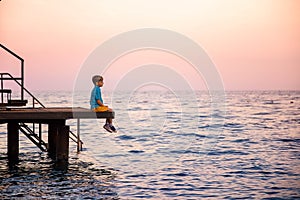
[55,125,69,170]
[48,120,65,159]
[7,121,19,164]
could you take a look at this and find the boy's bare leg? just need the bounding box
[106,118,112,124]
[106,108,113,124]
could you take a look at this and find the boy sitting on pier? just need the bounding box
[90,75,117,133]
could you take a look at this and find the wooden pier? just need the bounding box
[0,44,115,170]
[0,107,114,169]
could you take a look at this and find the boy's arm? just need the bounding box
[95,87,104,106]
[97,100,104,106]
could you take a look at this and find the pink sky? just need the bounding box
[1,0,299,91]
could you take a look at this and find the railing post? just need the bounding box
[1,74,3,103]
[39,123,42,145]
[21,59,24,101]
[77,118,82,152]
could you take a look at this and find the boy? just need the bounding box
[90,75,117,133]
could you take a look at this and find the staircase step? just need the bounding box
[8,99,28,106]
[0,89,12,93]
[19,125,48,152]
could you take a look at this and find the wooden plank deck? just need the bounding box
[0,107,114,122]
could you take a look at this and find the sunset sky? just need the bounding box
[1,0,299,91]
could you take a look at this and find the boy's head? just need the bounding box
[92,75,104,86]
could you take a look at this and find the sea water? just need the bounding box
[0,90,299,199]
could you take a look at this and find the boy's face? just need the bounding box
[97,80,104,87]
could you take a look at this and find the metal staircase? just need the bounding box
[0,43,83,152]
[19,123,48,152]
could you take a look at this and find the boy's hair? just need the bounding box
[92,75,103,85]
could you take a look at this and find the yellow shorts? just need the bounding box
[93,105,109,112]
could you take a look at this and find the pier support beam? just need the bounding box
[55,125,69,170]
[48,120,69,170]
[48,121,60,159]
[7,121,19,164]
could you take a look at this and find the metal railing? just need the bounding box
[0,44,24,101]
[0,44,83,151]
[0,72,45,107]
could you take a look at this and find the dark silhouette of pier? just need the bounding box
[0,44,114,170]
